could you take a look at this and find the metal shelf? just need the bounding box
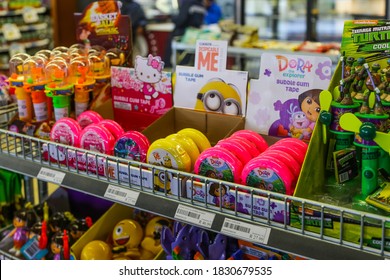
[0,126,388,260]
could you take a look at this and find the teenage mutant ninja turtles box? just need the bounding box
[290,20,390,253]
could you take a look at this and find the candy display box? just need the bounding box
[71,203,165,260]
[291,61,390,251]
[142,107,245,145]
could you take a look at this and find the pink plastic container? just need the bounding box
[267,143,306,166]
[226,135,260,158]
[215,138,253,166]
[273,138,308,157]
[98,119,125,140]
[80,124,116,155]
[231,130,269,154]
[241,156,295,195]
[194,146,243,183]
[77,110,104,129]
[260,149,301,179]
[114,131,150,162]
[50,117,82,147]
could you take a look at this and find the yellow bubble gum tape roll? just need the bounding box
[165,133,200,170]
[177,128,211,153]
[147,138,191,172]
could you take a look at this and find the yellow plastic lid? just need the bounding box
[166,133,200,170]
[147,138,191,172]
[177,128,211,153]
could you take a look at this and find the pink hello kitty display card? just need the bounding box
[111,54,173,131]
[245,53,332,142]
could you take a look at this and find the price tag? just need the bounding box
[221,218,271,244]
[174,204,215,228]
[9,43,26,57]
[23,7,39,23]
[2,23,21,41]
[37,167,65,185]
[104,184,140,206]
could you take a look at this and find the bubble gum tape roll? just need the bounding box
[267,143,306,166]
[194,146,243,183]
[77,110,104,129]
[273,138,308,156]
[80,124,116,155]
[225,136,259,158]
[166,133,200,170]
[260,149,301,179]
[50,117,82,147]
[215,138,252,166]
[98,119,125,140]
[147,138,191,172]
[231,130,269,154]
[241,156,295,195]
[177,128,211,153]
[114,131,150,162]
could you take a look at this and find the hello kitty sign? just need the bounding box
[111,54,173,131]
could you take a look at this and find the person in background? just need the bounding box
[120,0,148,43]
[204,0,222,25]
[164,0,206,68]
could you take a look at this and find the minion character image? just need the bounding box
[195,78,242,116]
[112,219,143,260]
[153,170,172,194]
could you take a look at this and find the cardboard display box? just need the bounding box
[71,203,166,260]
[142,107,245,145]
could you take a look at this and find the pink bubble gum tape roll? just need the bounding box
[273,138,308,157]
[267,142,306,166]
[50,117,82,147]
[225,135,259,158]
[98,119,125,140]
[241,156,295,195]
[215,138,253,166]
[77,110,104,129]
[80,124,116,155]
[231,130,268,154]
[260,149,301,179]
[194,146,243,184]
[114,131,150,162]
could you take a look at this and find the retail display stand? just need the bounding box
[0,10,390,259]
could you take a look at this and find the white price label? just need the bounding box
[23,7,39,23]
[37,167,65,185]
[104,185,140,205]
[2,23,21,41]
[174,205,215,228]
[221,218,271,244]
